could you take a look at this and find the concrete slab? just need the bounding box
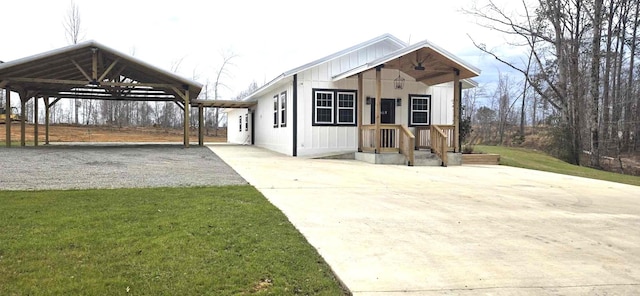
[208,145,640,295]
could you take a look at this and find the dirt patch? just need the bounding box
[3,123,227,143]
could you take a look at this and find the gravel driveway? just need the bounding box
[0,144,247,190]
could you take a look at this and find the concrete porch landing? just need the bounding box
[355,150,462,166]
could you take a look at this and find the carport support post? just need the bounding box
[183,89,190,148]
[20,94,26,147]
[34,97,38,146]
[5,87,10,147]
[44,97,50,144]
[453,69,460,153]
[198,104,204,146]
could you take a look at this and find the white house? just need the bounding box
[226,34,480,166]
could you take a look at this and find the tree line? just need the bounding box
[463,0,639,168]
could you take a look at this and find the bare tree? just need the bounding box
[211,51,238,136]
[63,0,84,125]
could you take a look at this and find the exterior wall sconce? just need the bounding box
[366,96,373,105]
[396,98,402,106]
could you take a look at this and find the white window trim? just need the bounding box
[280,91,287,127]
[336,91,356,125]
[314,91,334,125]
[273,94,279,128]
[409,96,430,126]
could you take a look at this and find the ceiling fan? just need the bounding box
[413,52,428,71]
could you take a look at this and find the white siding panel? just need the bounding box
[226,109,250,144]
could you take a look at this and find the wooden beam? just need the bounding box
[453,69,460,153]
[49,98,62,107]
[98,59,120,82]
[34,97,39,146]
[357,73,363,152]
[375,66,382,154]
[92,48,99,81]
[174,101,185,111]
[71,59,92,82]
[198,104,204,146]
[5,88,10,147]
[44,96,50,144]
[171,87,187,100]
[4,77,180,89]
[0,80,7,89]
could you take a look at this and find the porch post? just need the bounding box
[357,73,363,152]
[198,104,204,146]
[375,66,382,153]
[5,87,10,147]
[453,69,460,153]
[34,97,38,146]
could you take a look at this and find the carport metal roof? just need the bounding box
[0,40,202,102]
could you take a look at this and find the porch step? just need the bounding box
[354,150,462,166]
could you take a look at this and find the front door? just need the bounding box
[370,98,396,124]
[371,99,396,149]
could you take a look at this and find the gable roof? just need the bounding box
[332,38,481,85]
[244,34,407,100]
[0,40,202,101]
[242,34,480,101]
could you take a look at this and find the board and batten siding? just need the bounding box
[226,108,250,144]
[251,82,294,155]
[295,66,455,157]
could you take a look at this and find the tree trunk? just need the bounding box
[589,0,603,168]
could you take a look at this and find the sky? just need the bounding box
[0,0,524,101]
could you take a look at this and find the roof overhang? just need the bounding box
[190,99,256,108]
[0,40,202,102]
[332,39,481,86]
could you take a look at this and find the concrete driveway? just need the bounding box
[209,145,640,295]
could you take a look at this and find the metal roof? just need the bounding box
[240,34,480,102]
[243,34,407,101]
[0,40,202,101]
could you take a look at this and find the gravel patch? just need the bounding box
[0,144,247,190]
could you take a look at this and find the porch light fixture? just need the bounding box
[394,57,405,90]
[394,70,405,90]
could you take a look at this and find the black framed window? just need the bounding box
[314,91,334,124]
[273,94,279,128]
[245,114,248,131]
[337,92,356,124]
[409,95,431,126]
[280,91,287,127]
[239,115,242,132]
[312,89,357,126]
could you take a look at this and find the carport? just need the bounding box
[0,40,202,147]
[190,99,256,146]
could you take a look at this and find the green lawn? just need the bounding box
[475,145,640,187]
[0,186,347,295]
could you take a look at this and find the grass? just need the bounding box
[475,145,640,187]
[0,186,346,295]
